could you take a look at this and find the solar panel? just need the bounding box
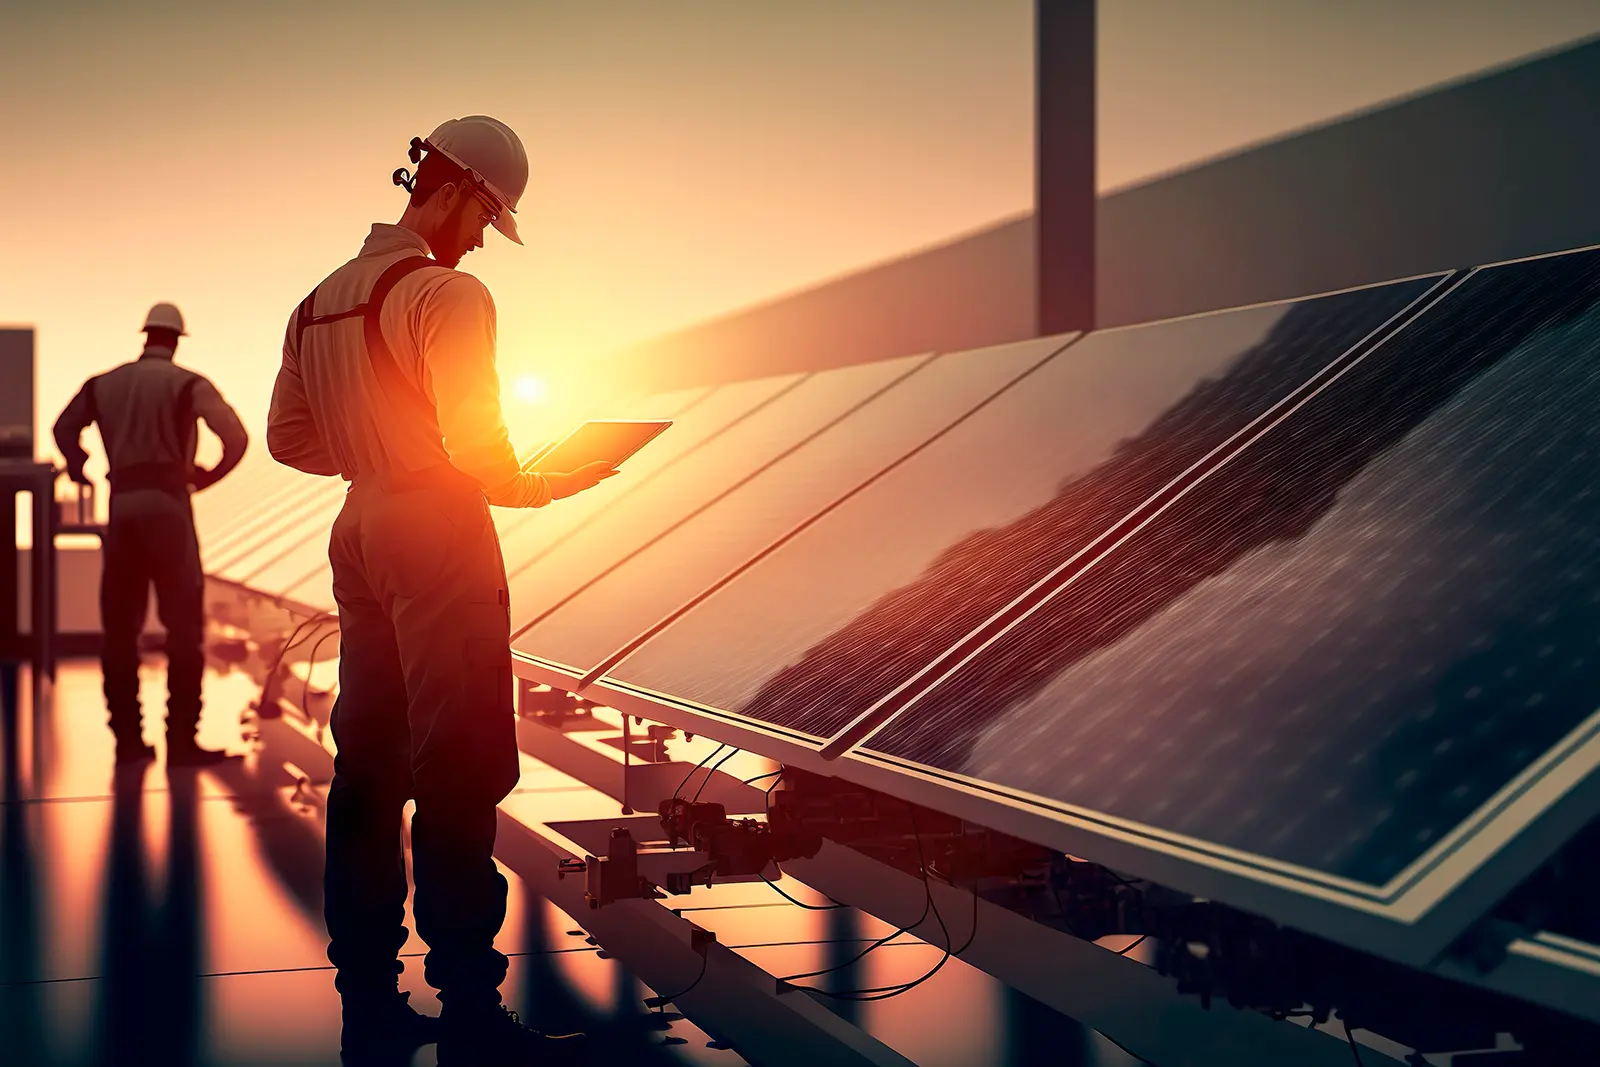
[855,246,1600,898]
[504,356,944,664]
[512,338,1072,676]
[493,374,807,622]
[198,461,312,567]
[603,277,1444,738]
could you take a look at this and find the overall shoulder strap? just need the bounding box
[360,256,437,420]
[291,256,436,419]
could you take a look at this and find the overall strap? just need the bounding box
[293,255,437,421]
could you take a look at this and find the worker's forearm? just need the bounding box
[54,428,89,473]
[483,470,553,508]
[203,435,249,485]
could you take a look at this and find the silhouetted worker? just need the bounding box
[53,303,248,767]
[267,116,613,1066]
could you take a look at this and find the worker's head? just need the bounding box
[393,116,528,270]
[142,302,186,355]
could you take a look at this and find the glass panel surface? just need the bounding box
[609,278,1441,738]
[865,248,1600,886]
[515,339,1068,672]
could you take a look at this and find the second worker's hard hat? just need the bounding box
[142,302,187,335]
[416,115,529,245]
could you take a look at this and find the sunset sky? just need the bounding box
[4,0,1599,462]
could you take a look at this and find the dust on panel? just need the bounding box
[513,338,1068,674]
[608,277,1440,738]
[864,247,1600,888]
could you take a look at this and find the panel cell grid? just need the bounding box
[864,247,1600,886]
[609,278,1439,739]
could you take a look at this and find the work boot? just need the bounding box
[437,1004,590,1066]
[166,738,243,767]
[340,990,440,1065]
[115,739,156,765]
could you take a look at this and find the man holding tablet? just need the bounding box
[267,116,612,1065]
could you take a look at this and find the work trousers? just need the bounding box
[322,479,521,1009]
[100,490,205,743]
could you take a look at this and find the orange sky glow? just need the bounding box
[4,0,1598,469]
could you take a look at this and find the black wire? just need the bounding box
[649,951,708,1010]
[300,630,340,713]
[782,806,980,1001]
[1346,1027,1365,1067]
[743,770,782,786]
[1115,934,1148,956]
[758,872,846,911]
[674,743,726,802]
[260,614,336,693]
[810,874,982,1002]
[777,890,931,983]
[691,747,740,803]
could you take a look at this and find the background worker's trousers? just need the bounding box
[322,478,522,1009]
[100,489,206,744]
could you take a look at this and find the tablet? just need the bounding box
[523,419,672,474]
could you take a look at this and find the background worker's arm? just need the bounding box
[419,275,559,507]
[189,378,249,491]
[51,381,95,484]
[267,317,340,476]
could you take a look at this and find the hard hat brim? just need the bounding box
[491,209,522,246]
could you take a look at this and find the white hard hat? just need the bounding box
[417,115,529,245]
[142,302,187,335]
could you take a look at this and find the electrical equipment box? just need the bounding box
[0,328,35,459]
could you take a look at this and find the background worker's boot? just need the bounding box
[340,989,440,1065]
[166,694,242,767]
[166,736,241,767]
[114,735,156,764]
[436,1003,590,1066]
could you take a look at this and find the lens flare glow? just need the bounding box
[512,375,546,404]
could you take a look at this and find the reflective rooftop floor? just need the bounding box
[0,658,1147,1067]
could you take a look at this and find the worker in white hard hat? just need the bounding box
[52,303,249,767]
[267,116,610,1066]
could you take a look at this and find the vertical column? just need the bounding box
[1036,0,1096,337]
[1,490,15,658]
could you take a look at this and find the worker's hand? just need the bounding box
[545,460,620,501]
[188,466,218,493]
[66,464,90,486]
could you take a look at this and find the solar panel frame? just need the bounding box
[792,245,1600,965]
[563,253,1600,968]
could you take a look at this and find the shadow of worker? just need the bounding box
[94,762,204,1067]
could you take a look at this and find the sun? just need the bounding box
[511,375,546,404]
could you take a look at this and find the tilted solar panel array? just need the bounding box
[202,246,1600,1004]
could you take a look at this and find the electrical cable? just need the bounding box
[647,951,708,1011]
[758,872,846,911]
[691,747,741,803]
[259,614,336,692]
[807,872,981,1003]
[780,806,981,1002]
[674,743,726,802]
[1346,1027,1365,1067]
[300,629,341,713]
[1115,934,1148,956]
[743,770,782,787]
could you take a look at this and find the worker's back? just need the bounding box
[87,356,214,490]
[279,225,499,486]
